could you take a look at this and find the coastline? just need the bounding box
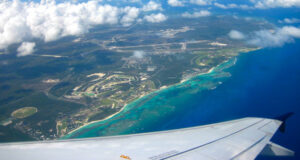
[64,66,217,137]
[66,104,127,135]
[63,48,260,138]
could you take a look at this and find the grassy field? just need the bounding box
[11,107,38,119]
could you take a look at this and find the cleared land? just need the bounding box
[11,107,38,119]
[0,16,271,141]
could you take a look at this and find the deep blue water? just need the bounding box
[154,41,300,159]
[68,40,300,159]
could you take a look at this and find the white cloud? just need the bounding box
[127,0,141,3]
[214,2,228,9]
[167,0,185,7]
[280,18,300,24]
[251,0,300,8]
[142,1,162,11]
[215,0,300,9]
[0,0,143,50]
[190,0,212,5]
[144,13,167,23]
[214,3,252,9]
[17,42,36,57]
[132,50,145,59]
[182,10,211,18]
[121,7,140,26]
[248,26,300,47]
[228,30,246,40]
[280,26,300,37]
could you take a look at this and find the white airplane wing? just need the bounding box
[0,115,294,160]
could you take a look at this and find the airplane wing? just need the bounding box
[0,117,294,160]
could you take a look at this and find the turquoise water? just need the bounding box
[64,57,237,138]
[65,41,300,160]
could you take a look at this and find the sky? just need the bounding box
[0,0,300,56]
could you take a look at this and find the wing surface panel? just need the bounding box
[0,118,289,160]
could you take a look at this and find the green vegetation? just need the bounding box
[99,98,114,106]
[57,120,68,136]
[0,126,34,142]
[83,92,96,97]
[0,15,269,141]
[88,107,119,122]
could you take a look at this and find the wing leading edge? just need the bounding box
[0,117,294,160]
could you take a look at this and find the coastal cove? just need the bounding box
[64,41,300,160]
[63,50,243,139]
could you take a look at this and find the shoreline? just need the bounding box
[64,66,217,137]
[64,48,260,138]
[66,103,127,135]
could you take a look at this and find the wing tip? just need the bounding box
[274,112,294,133]
[274,112,294,122]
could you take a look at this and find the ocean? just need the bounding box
[66,40,300,159]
